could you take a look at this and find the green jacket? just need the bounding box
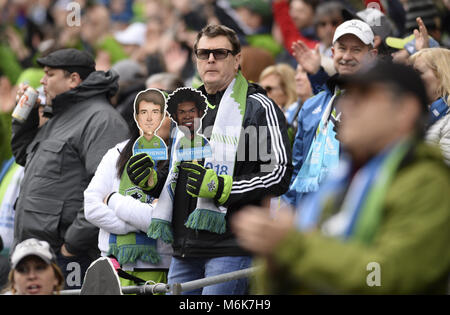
[253,141,450,294]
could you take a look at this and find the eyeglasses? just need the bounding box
[317,20,341,28]
[195,48,234,60]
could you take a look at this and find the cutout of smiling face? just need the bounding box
[166,87,211,161]
[132,88,168,160]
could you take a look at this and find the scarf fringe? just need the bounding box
[295,169,332,193]
[147,218,174,244]
[184,208,226,234]
[108,244,161,265]
[295,177,320,193]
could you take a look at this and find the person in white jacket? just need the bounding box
[84,89,173,288]
[411,48,450,165]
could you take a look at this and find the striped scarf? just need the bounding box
[108,161,160,265]
[296,140,411,244]
[146,72,248,242]
[292,88,341,195]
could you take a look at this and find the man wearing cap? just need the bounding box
[11,48,128,289]
[283,19,378,206]
[233,61,450,294]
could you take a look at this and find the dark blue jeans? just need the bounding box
[168,256,252,295]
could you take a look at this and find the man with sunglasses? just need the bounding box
[128,24,292,295]
[178,24,292,295]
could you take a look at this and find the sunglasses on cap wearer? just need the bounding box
[195,48,235,60]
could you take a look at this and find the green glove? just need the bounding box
[180,162,232,205]
[126,153,157,191]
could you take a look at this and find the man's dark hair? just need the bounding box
[166,87,208,121]
[134,89,166,116]
[194,24,241,55]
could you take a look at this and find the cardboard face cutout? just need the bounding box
[132,88,168,161]
[166,87,212,161]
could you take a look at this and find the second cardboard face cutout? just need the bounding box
[166,87,212,161]
[133,88,168,160]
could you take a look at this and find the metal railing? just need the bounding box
[60,266,259,295]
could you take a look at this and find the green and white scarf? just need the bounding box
[108,161,160,265]
[147,72,248,242]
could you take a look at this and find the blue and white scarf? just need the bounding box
[296,140,411,244]
[292,89,340,195]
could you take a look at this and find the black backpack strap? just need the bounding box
[116,268,148,285]
[107,255,148,286]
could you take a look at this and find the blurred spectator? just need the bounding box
[145,72,185,93]
[0,29,25,88]
[141,17,165,57]
[272,0,319,56]
[386,17,440,64]
[99,0,134,29]
[51,0,84,51]
[171,0,208,33]
[441,0,450,47]
[81,4,128,70]
[410,47,450,164]
[0,158,23,258]
[111,59,147,131]
[259,63,297,111]
[228,0,283,57]
[356,7,396,59]
[233,61,450,295]
[405,0,441,42]
[114,22,147,61]
[289,0,319,39]
[0,236,8,290]
[313,1,346,74]
[1,67,44,116]
[230,0,272,33]
[159,32,196,83]
[284,63,314,147]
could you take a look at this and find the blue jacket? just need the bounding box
[282,82,335,206]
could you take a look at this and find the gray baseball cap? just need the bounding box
[10,238,56,269]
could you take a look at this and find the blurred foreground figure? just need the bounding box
[233,61,450,294]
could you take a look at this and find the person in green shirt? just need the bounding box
[232,61,450,294]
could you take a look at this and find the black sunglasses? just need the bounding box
[195,48,234,60]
